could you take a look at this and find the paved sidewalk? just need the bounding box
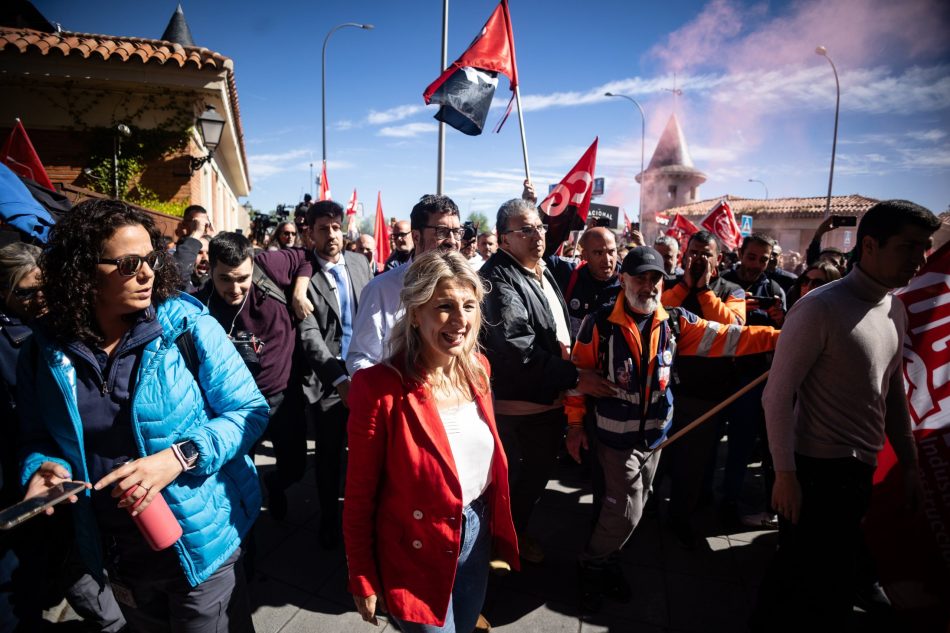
[246,439,781,633]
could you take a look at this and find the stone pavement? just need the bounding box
[245,438,781,633]
[45,436,886,632]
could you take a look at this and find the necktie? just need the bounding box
[329,264,352,358]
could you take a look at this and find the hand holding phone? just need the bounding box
[1,478,89,529]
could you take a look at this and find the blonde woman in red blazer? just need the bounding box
[344,250,519,632]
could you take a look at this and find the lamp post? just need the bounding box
[605,92,646,232]
[815,45,840,219]
[747,178,769,199]
[322,22,374,169]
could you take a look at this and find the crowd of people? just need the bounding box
[0,182,940,633]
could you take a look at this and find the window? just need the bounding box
[668,185,677,199]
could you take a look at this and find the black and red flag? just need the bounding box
[422,0,518,136]
[538,138,598,258]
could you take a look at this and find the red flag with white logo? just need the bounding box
[1,119,54,190]
[700,199,742,252]
[538,137,597,258]
[864,241,950,624]
[667,213,701,251]
[373,192,390,272]
[319,163,331,201]
[345,188,359,239]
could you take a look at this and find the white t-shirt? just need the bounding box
[438,400,494,506]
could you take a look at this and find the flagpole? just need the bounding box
[514,84,531,184]
[436,0,448,194]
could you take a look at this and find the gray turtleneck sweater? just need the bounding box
[763,264,918,472]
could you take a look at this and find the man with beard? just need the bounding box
[720,233,786,527]
[197,232,313,520]
[297,201,372,547]
[659,231,746,546]
[383,220,413,271]
[480,199,616,565]
[271,221,298,250]
[565,246,779,612]
[754,200,939,631]
[345,194,462,374]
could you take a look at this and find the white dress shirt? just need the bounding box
[345,260,410,375]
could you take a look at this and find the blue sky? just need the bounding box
[35,0,950,225]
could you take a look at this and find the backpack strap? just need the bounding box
[252,265,288,305]
[175,328,200,385]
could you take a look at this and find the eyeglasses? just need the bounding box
[393,231,411,239]
[504,225,547,237]
[424,226,465,240]
[98,251,165,277]
[281,231,297,236]
[12,285,41,299]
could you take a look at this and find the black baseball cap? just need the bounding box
[620,246,667,276]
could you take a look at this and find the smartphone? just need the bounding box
[749,295,778,309]
[831,215,857,228]
[0,482,88,530]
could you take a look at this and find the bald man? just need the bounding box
[563,227,622,337]
[383,220,413,272]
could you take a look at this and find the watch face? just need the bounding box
[179,441,199,461]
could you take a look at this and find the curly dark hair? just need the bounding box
[40,198,180,346]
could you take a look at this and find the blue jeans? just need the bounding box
[392,495,490,633]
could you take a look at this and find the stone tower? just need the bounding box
[161,4,195,46]
[635,113,706,241]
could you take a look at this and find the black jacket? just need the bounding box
[479,250,578,406]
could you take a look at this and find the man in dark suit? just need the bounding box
[298,200,372,548]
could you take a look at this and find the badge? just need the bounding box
[658,366,671,390]
[570,298,581,311]
[662,350,673,365]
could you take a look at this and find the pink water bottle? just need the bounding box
[123,485,182,551]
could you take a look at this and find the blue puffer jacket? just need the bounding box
[17,294,268,587]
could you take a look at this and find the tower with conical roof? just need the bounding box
[161,3,195,46]
[635,113,706,240]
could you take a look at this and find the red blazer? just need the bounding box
[343,355,520,626]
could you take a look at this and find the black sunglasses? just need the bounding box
[98,251,165,277]
[12,285,41,299]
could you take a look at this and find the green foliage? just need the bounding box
[467,211,490,232]
[129,190,189,217]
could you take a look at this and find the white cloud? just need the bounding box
[248,148,310,179]
[378,122,439,138]
[367,105,426,125]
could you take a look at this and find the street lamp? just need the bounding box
[189,105,225,173]
[747,178,769,199]
[815,45,840,219]
[605,92,646,230]
[322,22,374,168]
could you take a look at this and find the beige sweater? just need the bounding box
[763,265,918,472]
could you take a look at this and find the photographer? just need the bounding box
[196,233,313,519]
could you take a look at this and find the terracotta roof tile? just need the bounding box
[666,194,879,219]
[0,26,249,188]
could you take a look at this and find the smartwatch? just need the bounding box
[172,440,200,471]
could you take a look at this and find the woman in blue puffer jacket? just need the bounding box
[17,199,268,632]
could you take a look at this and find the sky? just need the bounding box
[33,0,950,226]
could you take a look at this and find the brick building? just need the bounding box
[0,2,251,232]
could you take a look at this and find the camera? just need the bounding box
[230,331,264,374]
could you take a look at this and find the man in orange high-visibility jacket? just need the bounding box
[565,246,780,613]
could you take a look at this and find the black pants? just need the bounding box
[107,538,252,633]
[264,387,308,491]
[667,394,725,526]
[496,409,566,535]
[751,454,874,633]
[309,399,349,528]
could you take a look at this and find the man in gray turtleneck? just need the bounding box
[755,200,940,632]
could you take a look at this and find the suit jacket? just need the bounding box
[343,356,520,627]
[298,250,372,408]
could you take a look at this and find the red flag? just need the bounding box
[864,242,950,624]
[345,189,359,239]
[319,163,331,201]
[373,192,390,272]
[422,0,519,136]
[1,119,54,190]
[538,138,598,258]
[666,213,701,252]
[700,199,742,252]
